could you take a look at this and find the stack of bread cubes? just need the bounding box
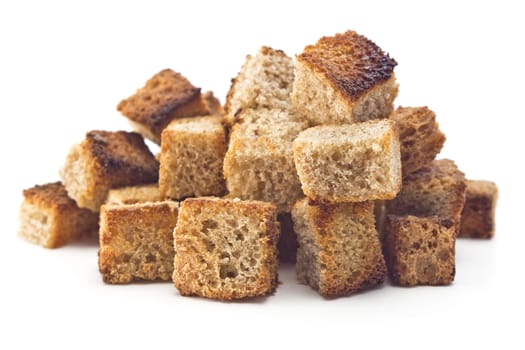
[18,30,499,300]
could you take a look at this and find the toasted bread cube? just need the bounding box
[390,106,446,177]
[386,159,467,235]
[292,199,387,298]
[98,201,179,283]
[225,46,294,117]
[159,116,227,200]
[117,69,210,144]
[292,31,398,125]
[60,130,158,212]
[106,184,161,205]
[173,197,280,300]
[277,212,299,264]
[19,182,98,248]
[293,120,401,203]
[223,109,307,212]
[384,215,456,286]
[459,180,498,238]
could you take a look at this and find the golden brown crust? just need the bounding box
[117,69,209,142]
[390,106,446,177]
[20,182,98,248]
[106,184,161,205]
[23,181,77,210]
[98,201,179,284]
[459,180,498,238]
[297,31,397,101]
[173,197,279,300]
[293,199,386,298]
[386,159,467,235]
[384,215,455,286]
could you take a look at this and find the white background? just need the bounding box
[1,1,524,349]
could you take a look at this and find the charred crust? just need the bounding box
[298,31,397,100]
[85,130,159,182]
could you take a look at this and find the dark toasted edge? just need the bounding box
[297,30,397,100]
[84,130,159,182]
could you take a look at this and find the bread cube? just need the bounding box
[293,119,401,203]
[98,201,179,283]
[19,182,98,248]
[390,106,446,177]
[225,46,294,117]
[383,215,456,286]
[459,180,498,238]
[292,199,386,298]
[60,130,159,212]
[117,69,210,144]
[106,184,161,205]
[173,197,279,300]
[223,109,307,212]
[292,31,398,125]
[159,116,227,200]
[386,159,467,235]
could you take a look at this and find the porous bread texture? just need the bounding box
[159,116,227,200]
[106,184,161,205]
[60,130,159,212]
[277,212,299,264]
[390,106,446,177]
[293,119,401,203]
[292,199,386,298]
[225,46,295,117]
[98,201,179,283]
[173,197,280,300]
[459,180,498,238]
[19,182,98,248]
[117,69,210,144]
[386,159,467,235]
[292,30,398,125]
[383,215,455,286]
[223,109,308,212]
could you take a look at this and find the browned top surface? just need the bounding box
[85,130,159,181]
[180,197,278,220]
[117,69,201,127]
[23,181,77,209]
[298,31,397,100]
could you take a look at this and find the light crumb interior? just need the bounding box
[292,59,398,125]
[224,109,307,212]
[19,202,52,247]
[160,117,226,199]
[226,47,295,115]
[60,143,99,211]
[293,120,400,202]
[174,199,279,300]
[106,184,161,205]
